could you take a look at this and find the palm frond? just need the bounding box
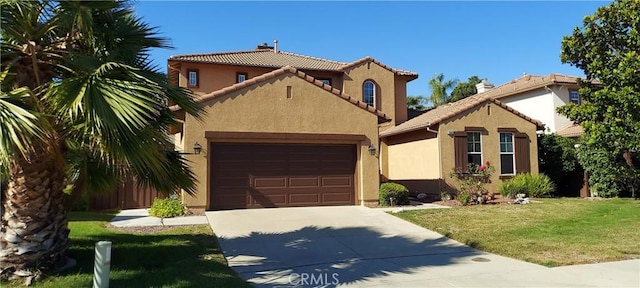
[0,85,44,177]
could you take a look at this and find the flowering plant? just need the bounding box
[450,161,495,205]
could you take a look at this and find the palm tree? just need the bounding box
[1,0,202,279]
[406,95,428,111]
[428,73,458,106]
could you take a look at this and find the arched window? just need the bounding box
[363,80,376,108]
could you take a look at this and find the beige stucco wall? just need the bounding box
[394,77,409,125]
[342,62,398,125]
[439,101,540,194]
[172,61,344,97]
[181,72,381,209]
[387,135,440,180]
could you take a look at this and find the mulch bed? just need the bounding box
[108,224,203,234]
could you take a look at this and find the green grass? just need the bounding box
[3,212,250,288]
[395,198,640,267]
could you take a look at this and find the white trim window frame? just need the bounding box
[499,132,515,175]
[467,131,482,167]
[569,90,581,104]
[188,70,198,87]
[363,80,376,108]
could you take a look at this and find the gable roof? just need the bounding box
[168,49,418,78]
[477,73,593,100]
[170,66,392,122]
[556,123,584,138]
[380,94,544,138]
[340,56,418,78]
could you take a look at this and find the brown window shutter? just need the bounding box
[515,133,530,173]
[453,134,468,170]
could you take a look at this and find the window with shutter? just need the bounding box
[499,132,515,175]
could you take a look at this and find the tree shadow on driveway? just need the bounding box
[218,224,485,287]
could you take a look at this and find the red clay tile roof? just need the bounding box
[169,49,418,77]
[379,94,544,138]
[340,56,418,78]
[477,73,596,100]
[556,123,584,138]
[170,66,391,122]
[170,49,344,71]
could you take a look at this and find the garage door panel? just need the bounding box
[321,176,352,187]
[253,177,287,188]
[250,191,286,207]
[210,143,355,210]
[322,192,353,203]
[289,193,320,204]
[289,177,319,188]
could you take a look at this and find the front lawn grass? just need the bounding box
[4,212,250,287]
[395,198,640,267]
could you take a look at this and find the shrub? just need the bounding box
[526,174,556,197]
[456,190,472,206]
[149,195,184,218]
[499,173,555,198]
[379,182,410,206]
[450,161,495,205]
[498,177,526,199]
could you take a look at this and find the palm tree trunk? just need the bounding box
[1,143,69,278]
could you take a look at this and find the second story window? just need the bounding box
[187,69,199,87]
[467,131,482,166]
[237,72,247,83]
[569,90,581,104]
[363,80,376,108]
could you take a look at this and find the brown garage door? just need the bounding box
[210,143,356,210]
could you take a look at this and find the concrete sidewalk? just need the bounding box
[109,208,208,227]
[207,206,640,287]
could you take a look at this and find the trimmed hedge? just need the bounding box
[379,182,410,206]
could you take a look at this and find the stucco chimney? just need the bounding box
[274,39,278,53]
[256,42,273,50]
[476,80,494,94]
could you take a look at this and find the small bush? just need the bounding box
[456,190,472,205]
[498,178,526,199]
[379,182,410,206]
[149,196,184,218]
[526,174,555,197]
[498,173,555,198]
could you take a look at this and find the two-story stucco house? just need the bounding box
[473,73,588,136]
[168,43,418,210]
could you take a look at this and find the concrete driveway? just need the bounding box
[206,206,639,287]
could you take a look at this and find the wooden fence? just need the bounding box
[89,178,166,210]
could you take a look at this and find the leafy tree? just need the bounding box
[538,134,582,196]
[406,95,428,111]
[428,73,458,106]
[1,0,202,279]
[450,76,484,102]
[558,0,640,197]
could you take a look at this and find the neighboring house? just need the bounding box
[168,43,418,210]
[473,74,588,134]
[474,73,594,197]
[380,95,544,196]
